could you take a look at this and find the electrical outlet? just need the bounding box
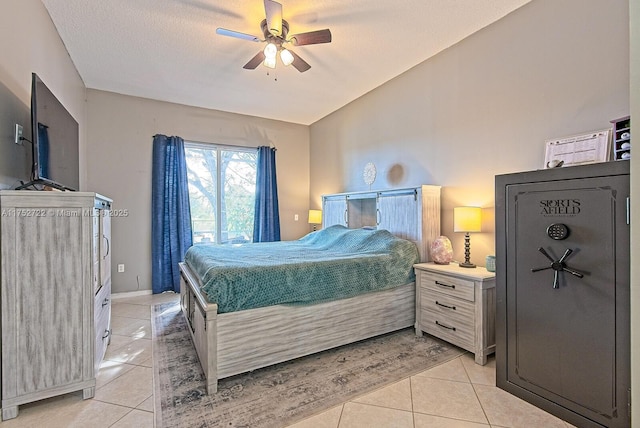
[117,264,125,273]
[14,124,23,145]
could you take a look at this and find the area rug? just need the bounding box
[152,301,465,428]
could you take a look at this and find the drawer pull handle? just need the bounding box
[435,281,455,289]
[435,301,456,310]
[102,329,110,339]
[435,321,456,331]
[102,297,109,307]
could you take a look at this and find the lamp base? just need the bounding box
[460,233,476,268]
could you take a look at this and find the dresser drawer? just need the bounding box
[93,260,100,294]
[94,305,111,370]
[94,280,111,319]
[420,271,474,302]
[94,280,111,370]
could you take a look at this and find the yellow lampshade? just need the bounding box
[308,209,322,224]
[453,207,482,233]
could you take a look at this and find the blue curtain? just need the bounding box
[151,135,193,293]
[253,146,281,242]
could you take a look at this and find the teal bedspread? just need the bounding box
[184,225,420,313]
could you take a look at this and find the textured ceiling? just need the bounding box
[41,0,531,125]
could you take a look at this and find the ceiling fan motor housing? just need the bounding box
[261,19,289,45]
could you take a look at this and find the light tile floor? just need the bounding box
[0,293,574,428]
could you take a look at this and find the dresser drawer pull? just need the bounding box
[102,329,111,339]
[102,297,110,307]
[435,281,455,289]
[435,321,456,331]
[435,301,456,310]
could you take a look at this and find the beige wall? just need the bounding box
[0,0,637,418]
[0,0,86,189]
[85,90,310,293]
[0,0,311,296]
[310,0,629,267]
[629,0,639,422]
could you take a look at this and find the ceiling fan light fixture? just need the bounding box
[263,42,278,59]
[263,55,277,69]
[280,48,294,66]
[216,0,332,73]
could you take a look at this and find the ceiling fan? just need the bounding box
[216,0,332,73]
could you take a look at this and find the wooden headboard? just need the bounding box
[321,185,441,262]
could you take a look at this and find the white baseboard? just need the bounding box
[111,289,153,300]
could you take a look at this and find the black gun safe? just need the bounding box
[495,161,630,428]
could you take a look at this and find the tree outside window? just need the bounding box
[184,143,257,244]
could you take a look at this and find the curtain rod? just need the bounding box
[152,136,276,151]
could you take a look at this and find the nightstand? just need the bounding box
[414,262,496,365]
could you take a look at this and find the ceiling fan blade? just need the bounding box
[216,28,261,42]
[264,0,283,36]
[289,29,332,46]
[289,50,311,73]
[243,51,266,69]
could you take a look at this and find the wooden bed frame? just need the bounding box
[178,184,441,394]
[179,262,415,394]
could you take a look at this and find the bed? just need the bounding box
[179,186,441,394]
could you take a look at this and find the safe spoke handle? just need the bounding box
[558,248,573,264]
[537,247,556,263]
[531,247,586,289]
[563,267,584,278]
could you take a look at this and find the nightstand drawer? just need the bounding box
[420,271,474,302]
[421,290,474,325]
[420,306,474,350]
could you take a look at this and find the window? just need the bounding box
[184,142,257,244]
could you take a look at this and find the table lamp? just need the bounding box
[308,209,322,231]
[454,206,482,268]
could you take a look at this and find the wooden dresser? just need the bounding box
[414,262,495,364]
[0,191,112,420]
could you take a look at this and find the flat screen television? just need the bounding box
[17,73,79,191]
